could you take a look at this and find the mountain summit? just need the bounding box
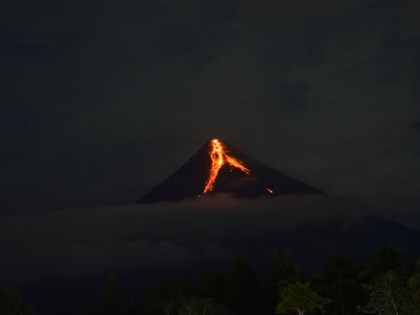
[138,139,324,203]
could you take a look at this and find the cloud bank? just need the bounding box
[1,195,369,284]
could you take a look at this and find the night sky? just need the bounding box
[2,2,420,314]
[2,1,420,223]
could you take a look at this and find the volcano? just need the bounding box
[138,139,324,203]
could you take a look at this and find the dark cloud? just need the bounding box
[1,195,365,284]
[3,192,419,286]
[2,193,419,287]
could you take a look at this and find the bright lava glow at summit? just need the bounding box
[203,139,251,193]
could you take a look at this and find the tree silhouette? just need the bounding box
[315,253,362,315]
[270,251,303,291]
[200,257,258,315]
[142,278,187,315]
[276,282,331,315]
[358,271,419,315]
[408,259,420,303]
[178,297,234,315]
[88,276,136,315]
[0,286,34,315]
[369,244,407,279]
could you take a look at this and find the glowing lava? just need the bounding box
[203,139,250,193]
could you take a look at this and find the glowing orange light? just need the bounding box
[266,188,274,194]
[203,139,251,193]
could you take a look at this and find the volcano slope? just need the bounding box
[138,139,324,203]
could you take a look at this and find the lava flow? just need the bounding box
[203,139,251,193]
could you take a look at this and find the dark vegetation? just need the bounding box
[1,244,419,315]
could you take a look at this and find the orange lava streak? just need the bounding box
[203,139,251,193]
[225,155,250,175]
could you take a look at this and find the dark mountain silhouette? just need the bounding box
[135,138,420,266]
[138,139,324,203]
